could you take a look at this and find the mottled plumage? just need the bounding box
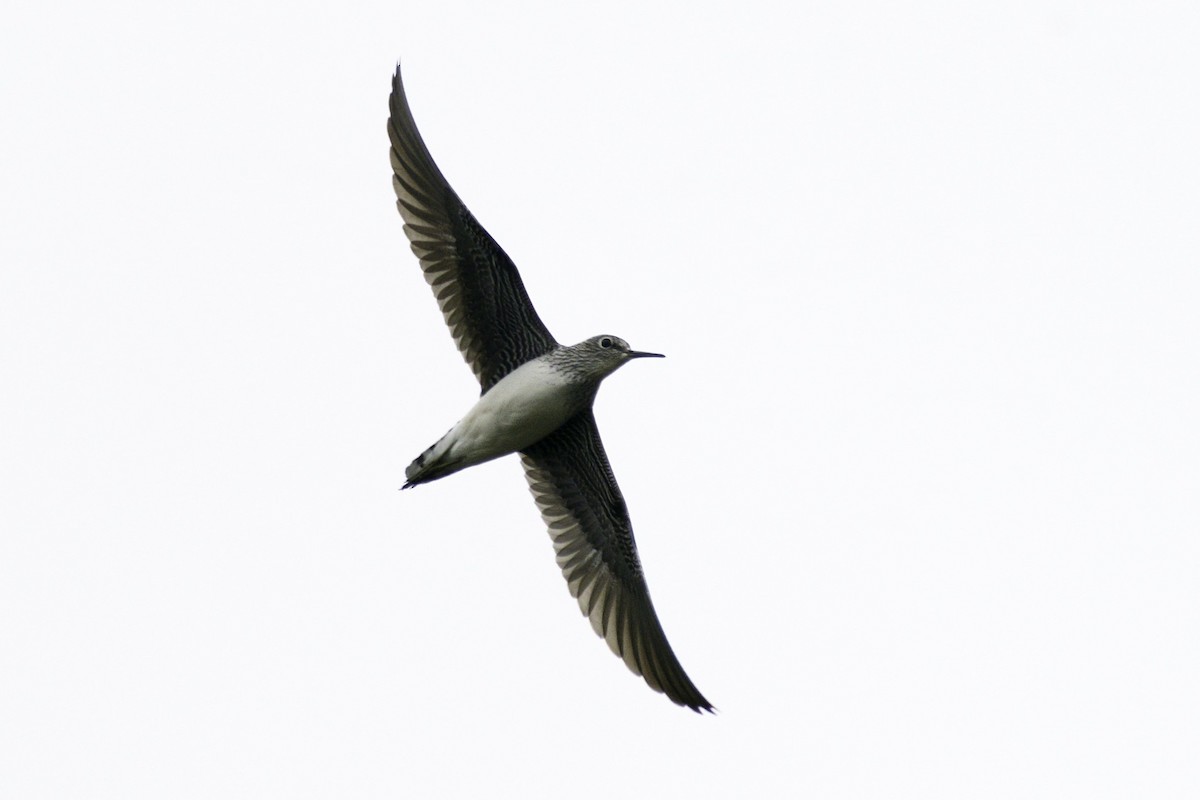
[389,64,712,713]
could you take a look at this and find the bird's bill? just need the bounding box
[628,350,665,359]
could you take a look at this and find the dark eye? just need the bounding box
[599,337,613,349]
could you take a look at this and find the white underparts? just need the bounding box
[408,358,582,482]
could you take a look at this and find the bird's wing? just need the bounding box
[388,64,558,392]
[520,410,713,713]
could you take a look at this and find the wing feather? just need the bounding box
[520,411,712,713]
[388,65,557,390]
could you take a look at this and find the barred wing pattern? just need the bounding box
[388,65,557,391]
[521,411,712,712]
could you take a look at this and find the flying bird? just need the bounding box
[388,64,712,713]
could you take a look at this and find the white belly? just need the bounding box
[434,359,581,471]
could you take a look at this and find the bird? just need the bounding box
[388,64,712,713]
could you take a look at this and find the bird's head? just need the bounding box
[561,335,665,382]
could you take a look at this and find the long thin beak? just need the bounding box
[628,350,665,359]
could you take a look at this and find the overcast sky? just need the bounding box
[2,1,1198,797]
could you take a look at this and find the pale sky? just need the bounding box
[2,1,1198,797]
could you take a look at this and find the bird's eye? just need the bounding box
[599,337,613,349]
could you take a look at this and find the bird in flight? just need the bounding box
[388,64,712,713]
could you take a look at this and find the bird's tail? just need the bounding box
[402,432,464,488]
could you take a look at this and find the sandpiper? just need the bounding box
[389,64,712,713]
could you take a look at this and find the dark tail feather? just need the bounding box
[402,442,438,489]
[402,435,463,488]
[402,460,464,489]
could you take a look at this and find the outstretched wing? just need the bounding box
[388,64,557,391]
[520,411,713,713]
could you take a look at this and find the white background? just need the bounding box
[3,1,1198,797]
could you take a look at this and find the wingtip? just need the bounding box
[675,687,716,715]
